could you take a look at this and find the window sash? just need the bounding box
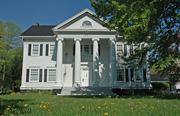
[32,44,39,56]
[117,69,125,81]
[30,69,39,82]
[48,69,56,82]
[50,44,55,55]
[117,44,123,57]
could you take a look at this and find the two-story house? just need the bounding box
[20,9,151,95]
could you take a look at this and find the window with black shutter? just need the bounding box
[125,68,129,82]
[39,69,42,82]
[26,69,29,82]
[46,44,49,56]
[40,44,43,56]
[28,44,31,56]
[44,69,47,82]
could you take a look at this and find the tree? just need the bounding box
[90,0,180,81]
[0,20,22,93]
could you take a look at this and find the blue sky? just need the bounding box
[0,0,93,31]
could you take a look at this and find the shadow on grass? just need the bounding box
[63,94,180,100]
[0,98,32,115]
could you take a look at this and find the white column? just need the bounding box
[146,51,151,88]
[74,38,81,87]
[56,36,64,88]
[109,38,117,87]
[92,38,99,86]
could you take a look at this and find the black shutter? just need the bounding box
[143,69,147,82]
[98,44,100,56]
[124,44,127,56]
[28,44,31,56]
[125,69,129,82]
[73,44,75,56]
[40,44,43,56]
[44,69,47,82]
[46,44,49,56]
[130,68,134,81]
[39,69,42,82]
[26,69,29,82]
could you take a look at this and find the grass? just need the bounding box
[0,92,180,116]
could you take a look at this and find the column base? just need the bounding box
[73,82,81,88]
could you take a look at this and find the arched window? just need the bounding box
[82,21,92,27]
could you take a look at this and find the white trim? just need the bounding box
[31,44,40,57]
[21,36,56,38]
[53,9,95,30]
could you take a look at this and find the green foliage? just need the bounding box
[0,20,22,93]
[90,0,180,80]
[151,82,169,91]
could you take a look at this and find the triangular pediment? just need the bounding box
[53,9,108,30]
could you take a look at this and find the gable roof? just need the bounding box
[53,9,105,30]
[21,25,55,36]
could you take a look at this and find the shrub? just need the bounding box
[151,82,169,91]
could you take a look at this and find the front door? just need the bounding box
[81,66,89,87]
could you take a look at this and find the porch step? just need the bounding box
[57,87,115,96]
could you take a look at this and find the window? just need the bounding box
[117,44,123,57]
[32,44,39,56]
[82,21,92,27]
[48,69,56,82]
[30,69,39,82]
[117,69,124,81]
[50,44,55,55]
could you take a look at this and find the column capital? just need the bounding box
[74,38,81,41]
[56,35,64,41]
[110,37,116,42]
[92,37,99,42]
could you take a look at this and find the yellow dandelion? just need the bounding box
[43,105,47,109]
[40,104,43,108]
[104,112,109,116]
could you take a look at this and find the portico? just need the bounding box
[55,35,117,88]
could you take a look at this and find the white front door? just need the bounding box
[81,66,89,87]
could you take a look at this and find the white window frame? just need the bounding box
[47,69,56,82]
[29,69,39,82]
[116,42,124,57]
[32,44,40,56]
[49,44,55,56]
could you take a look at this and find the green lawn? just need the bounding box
[0,92,180,116]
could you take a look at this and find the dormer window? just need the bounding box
[82,21,92,27]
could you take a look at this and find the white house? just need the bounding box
[20,9,151,95]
